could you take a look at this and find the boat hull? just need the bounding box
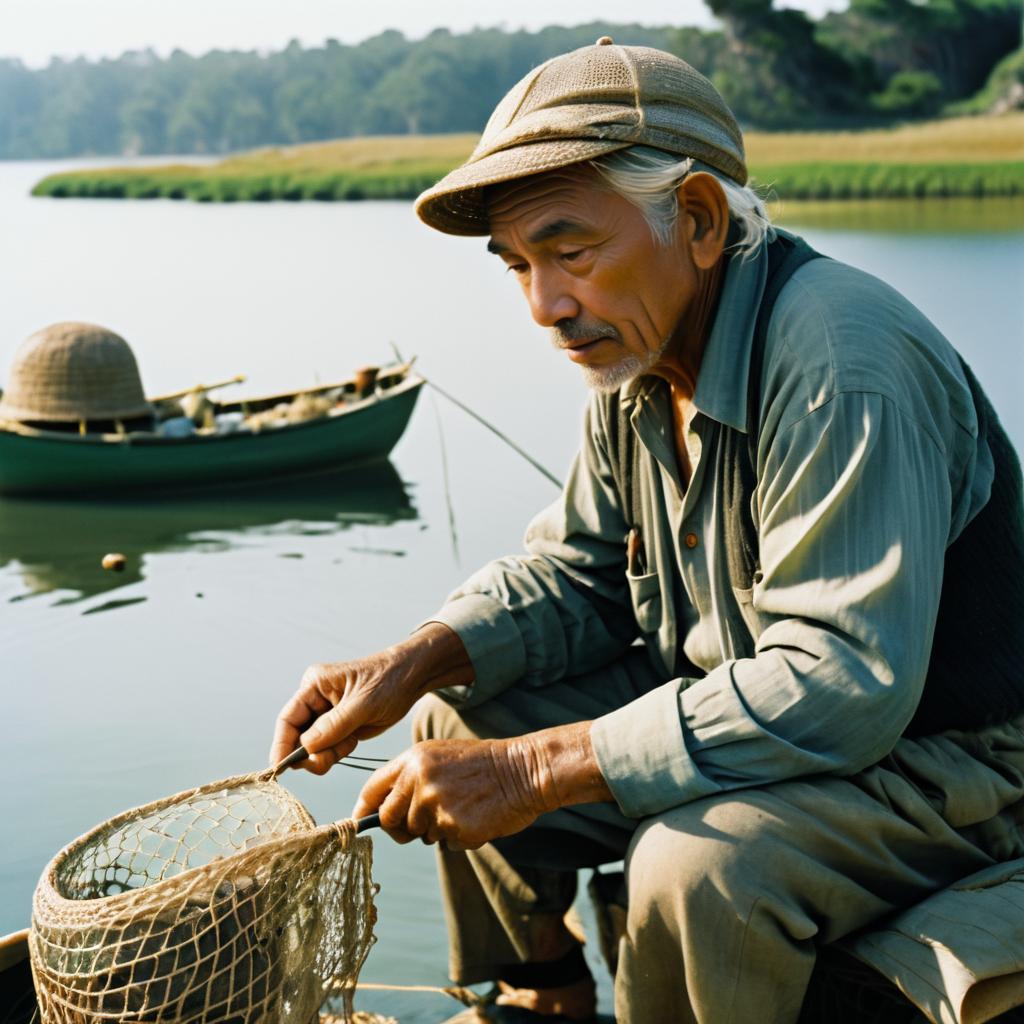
[0,377,422,496]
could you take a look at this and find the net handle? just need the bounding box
[354,814,381,834]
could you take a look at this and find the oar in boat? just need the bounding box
[150,374,247,404]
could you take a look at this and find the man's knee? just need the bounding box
[410,693,463,743]
[624,794,782,929]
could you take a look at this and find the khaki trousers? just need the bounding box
[413,648,1024,1024]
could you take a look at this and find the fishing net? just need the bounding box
[28,771,377,1024]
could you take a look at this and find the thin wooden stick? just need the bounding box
[149,374,247,403]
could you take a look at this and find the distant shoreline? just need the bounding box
[30,115,1024,204]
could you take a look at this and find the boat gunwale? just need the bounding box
[0,374,424,449]
[210,361,413,411]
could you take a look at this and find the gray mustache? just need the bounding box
[551,319,621,349]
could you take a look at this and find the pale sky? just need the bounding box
[0,0,847,68]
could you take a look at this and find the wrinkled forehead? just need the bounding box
[485,164,615,242]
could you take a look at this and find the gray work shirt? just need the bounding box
[430,232,994,819]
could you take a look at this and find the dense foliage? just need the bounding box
[0,7,1019,159]
[708,0,1021,126]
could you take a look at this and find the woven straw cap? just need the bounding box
[416,38,746,236]
[0,321,151,423]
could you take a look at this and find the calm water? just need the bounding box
[1,160,1021,1021]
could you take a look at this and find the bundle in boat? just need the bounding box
[29,772,377,1023]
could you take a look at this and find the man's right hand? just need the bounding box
[268,622,473,775]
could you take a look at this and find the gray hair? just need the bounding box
[589,146,773,258]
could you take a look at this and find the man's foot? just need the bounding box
[494,974,597,1020]
[439,978,604,1024]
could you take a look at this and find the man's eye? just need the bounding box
[506,263,528,275]
[560,249,585,263]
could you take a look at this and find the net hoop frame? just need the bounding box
[31,771,322,921]
[29,770,376,1022]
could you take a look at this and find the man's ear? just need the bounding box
[676,172,729,271]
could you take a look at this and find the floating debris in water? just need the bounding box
[101,552,126,571]
[348,546,406,558]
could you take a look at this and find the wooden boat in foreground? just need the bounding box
[0,930,33,1024]
[0,363,423,497]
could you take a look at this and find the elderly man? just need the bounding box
[271,40,1024,1023]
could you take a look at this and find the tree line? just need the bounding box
[0,3,1019,160]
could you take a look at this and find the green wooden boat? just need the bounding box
[0,366,423,497]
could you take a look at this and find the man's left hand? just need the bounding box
[351,722,613,849]
[351,738,547,850]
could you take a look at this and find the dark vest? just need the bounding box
[609,233,1024,736]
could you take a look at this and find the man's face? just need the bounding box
[486,166,695,392]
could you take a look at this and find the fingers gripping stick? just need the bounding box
[271,745,313,777]
[272,745,385,835]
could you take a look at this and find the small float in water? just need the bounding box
[0,322,422,497]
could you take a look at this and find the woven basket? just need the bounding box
[30,772,377,1023]
[0,321,152,423]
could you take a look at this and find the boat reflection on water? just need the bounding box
[0,460,416,605]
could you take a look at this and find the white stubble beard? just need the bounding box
[569,332,673,394]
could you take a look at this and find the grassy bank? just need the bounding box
[31,114,1024,203]
[771,196,1024,232]
[32,134,478,202]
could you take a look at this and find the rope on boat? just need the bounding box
[422,376,563,490]
[389,341,562,490]
[356,982,479,1000]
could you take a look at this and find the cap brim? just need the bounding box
[415,137,632,236]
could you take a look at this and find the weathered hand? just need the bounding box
[268,623,473,775]
[269,652,415,775]
[351,738,550,849]
[352,722,613,849]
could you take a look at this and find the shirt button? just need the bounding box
[684,533,699,549]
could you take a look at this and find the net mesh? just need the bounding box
[29,772,377,1024]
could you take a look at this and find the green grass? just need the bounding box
[31,116,1024,203]
[771,196,1024,233]
[32,166,455,202]
[751,161,1024,200]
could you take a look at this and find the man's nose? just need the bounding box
[527,270,579,327]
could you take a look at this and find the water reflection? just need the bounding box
[0,460,416,604]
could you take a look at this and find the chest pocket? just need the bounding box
[627,568,662,634]
[729,579,761,658]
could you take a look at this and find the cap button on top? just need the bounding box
[685,533,699,549]
[596,36,614,45]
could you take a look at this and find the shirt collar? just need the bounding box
[619,238,770,432]
[691,239,769,433]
